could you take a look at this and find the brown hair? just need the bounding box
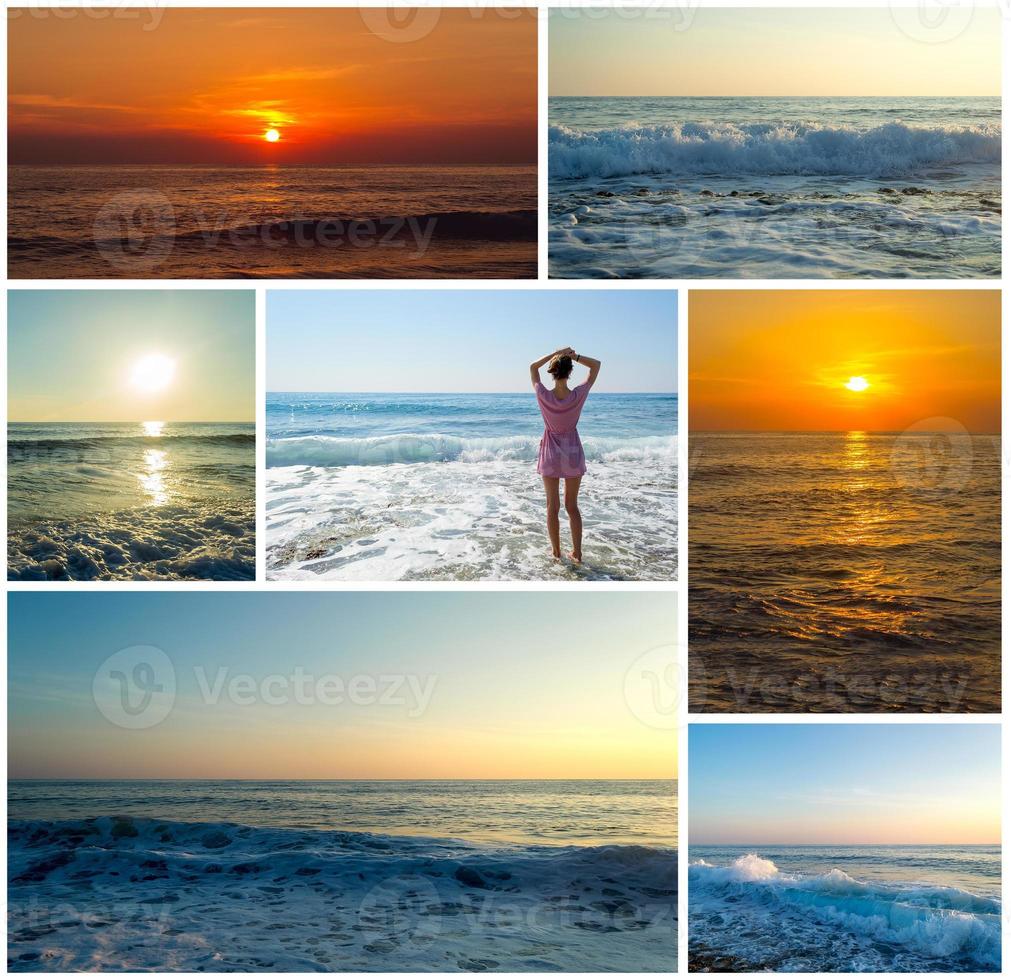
[548,355,573,380]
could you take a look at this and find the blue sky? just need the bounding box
[689,724,1000,846]
[550,8,1000,97]
[9,592,675,780]
[8,290,254,422]
[267,290,677,393]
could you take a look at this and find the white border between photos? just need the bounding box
[2,2,1008,980]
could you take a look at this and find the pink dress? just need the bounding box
[535,381,592,478]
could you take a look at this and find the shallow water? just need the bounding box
[8,422,255,581]
[9,780,677,972]
[9,165,537,279]
[266,393,677,581]
[549,97,1000,279]
[689,432,1001,712]
[689,846,1000,972]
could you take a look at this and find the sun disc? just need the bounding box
[844,376,870,393]
[130,353,176,394]
[265,128,281,143]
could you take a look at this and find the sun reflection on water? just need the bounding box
[142,420,165,438]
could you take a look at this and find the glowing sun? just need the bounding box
[844,376,870,393]
[264,128,281,143]
[130,353,176,394]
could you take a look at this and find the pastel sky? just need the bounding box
[8,8,536,165]
[690,291,1000,433]
[9,591,676,780]
[268,290,677,392]
[8,290,254,422]
[550,8,1001,96]
[690,724,1000,846]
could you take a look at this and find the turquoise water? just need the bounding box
[266,393,677,581]
[690,845,1000,972]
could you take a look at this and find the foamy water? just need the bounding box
[549,97,1000,278]
[689,432,1001,712]
[9,780,677,972]
[266,393,677,581]
[9,165,537,279]
[689,847,1000,972]
[8,422,255,581]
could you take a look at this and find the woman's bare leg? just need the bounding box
[542,477,562,559]
[564,477,583,563]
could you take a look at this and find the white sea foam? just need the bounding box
[266,452,676,581]
[689,856,1000,971]
[550,122,1001,179]
[266,433,674,468]
[9,817,676,972]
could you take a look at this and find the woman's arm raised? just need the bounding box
[573,352,601,387]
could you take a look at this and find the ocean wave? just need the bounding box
[549,121,1001,179]
[690,855,1000,970]
[8,433,254,454]
[9,816,676,971]
[267,432,676,468]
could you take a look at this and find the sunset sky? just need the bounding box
[8,291,254,422]
[8,8,537,165]
[9,592,676,780]
[550,7,1000,96]
[690,724,1000,845]
[690,291,1000,432]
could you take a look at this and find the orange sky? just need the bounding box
[8,8,537,165]
[690,291,1001,433]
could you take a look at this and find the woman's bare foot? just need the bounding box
[568,551,582,564]
[551,549,562,561]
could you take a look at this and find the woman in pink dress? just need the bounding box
[529,346,602,564]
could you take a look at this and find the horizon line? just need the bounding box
[9,776,679,783]
[8,160,538,169]
[690,428,998,435]
[690,840,999,847]
[266,389,677,396]
[550,93,1000,100]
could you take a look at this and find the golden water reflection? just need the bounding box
[142,420,165,438]
[139,448,169,506]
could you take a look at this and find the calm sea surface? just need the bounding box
[689,432,1001,712]
[9,165,537,279]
